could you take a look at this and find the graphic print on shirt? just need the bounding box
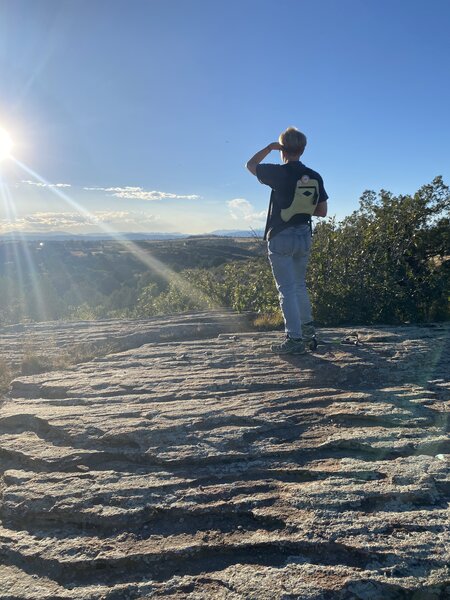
[280,175,319,222]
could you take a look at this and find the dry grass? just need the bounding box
[0,358,13,395]
[1,339,123,394]
[252,312,284,330]
[21,341,122,375]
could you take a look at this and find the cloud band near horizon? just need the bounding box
[83,186,200,201]
[0,210,160,233]
[19,180,200,201]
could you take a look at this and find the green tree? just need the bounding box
[309,176,449,324]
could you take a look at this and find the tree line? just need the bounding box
[0,177,448,326]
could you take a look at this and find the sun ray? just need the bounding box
[12,158,233,318]
[0,176,27,315]
[0,128,13,161]
[0,175,49,322]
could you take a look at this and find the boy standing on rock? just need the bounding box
[246,126,328,354]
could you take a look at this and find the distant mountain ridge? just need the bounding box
[0,231,188,242]
[210,229,264,238]
[0,229,264,241]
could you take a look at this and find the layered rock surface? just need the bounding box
[0,315,449,599]
[0,311,255,371]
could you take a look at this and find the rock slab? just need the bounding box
[0,318,449,599]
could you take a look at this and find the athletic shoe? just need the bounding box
[271,336,306,355]
[302,321,316,341]
[302,322,317,350]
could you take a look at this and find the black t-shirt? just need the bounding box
[256,161,328,240]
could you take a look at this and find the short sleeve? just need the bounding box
[256,163,283,190]
[317,175,329,203]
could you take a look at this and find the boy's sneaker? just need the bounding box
[302,322,317,350]
[271,336,306,355]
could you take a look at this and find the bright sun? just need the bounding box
[0,127,13,161]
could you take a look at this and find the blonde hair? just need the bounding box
[279,126,307,156]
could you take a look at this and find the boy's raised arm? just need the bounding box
[245,143,283,175]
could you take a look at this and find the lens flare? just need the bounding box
[11,158,232,317]
[0,128,13,161]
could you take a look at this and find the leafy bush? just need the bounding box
[0,178,448,327]
[308,176,449,324]
[133,177,449,326]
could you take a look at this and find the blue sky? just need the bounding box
[0,0,449,234]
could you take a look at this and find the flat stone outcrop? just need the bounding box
[0,318,449,599]
[0,311,254,371]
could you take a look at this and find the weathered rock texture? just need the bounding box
[0,315,449,599]
[0,311,255,371]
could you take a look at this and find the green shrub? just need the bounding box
[308,176,450,324]
[0,178,448,327]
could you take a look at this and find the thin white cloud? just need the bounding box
[18,180,198,200]
[84,186,200,201]
[227,198,266,224]
[0,211,160,233]
[21,180,71,188]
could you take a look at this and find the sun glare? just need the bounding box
[0,127,13,161]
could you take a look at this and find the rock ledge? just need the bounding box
[0,316,449,599]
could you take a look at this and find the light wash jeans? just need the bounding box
[268,224,313,339]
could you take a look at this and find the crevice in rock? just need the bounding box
[2,506,286,538]
[355,490,447,513]
[329,413,434,429]
[0,539,388,587]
